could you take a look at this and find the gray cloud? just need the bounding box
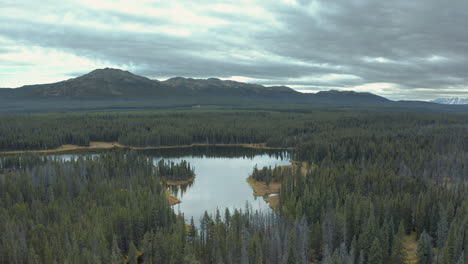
[0,0,467,100]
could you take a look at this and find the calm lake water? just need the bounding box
[52,146,291,222]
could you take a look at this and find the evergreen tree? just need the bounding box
[391,222,407,264]
[455,251,464,264]
[128,241,138,264]
[28,248,40,264]
[368,238,384,264]
[111,235,123,264]
[436,207,448,264]
[442,221,457,264]
[416,231,433,264]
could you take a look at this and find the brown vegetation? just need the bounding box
[247,177,281,196]
[264,195,279,209]
[0,141,291,155]
[403,232,418,264]
[166,194,181,206]
[164,176,195,186]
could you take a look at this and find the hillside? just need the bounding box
[162,77,296,97]
[11,68,179,98]
[5,68,466,113]
[2,68,387,102]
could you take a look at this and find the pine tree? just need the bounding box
[27,248,40,264]
[436,207,448,264]
[380,220,391,261]
[183,253,201,264]
[111,235,123,264]
[391,222,407,264]
[128,241,138,264]
[368,238,384,264]
[416,231,433,264]
[455,251,464,264]
[286,229,298,264]
[331,249,340,264]
[442,221,457,264]
[188,217,197,246]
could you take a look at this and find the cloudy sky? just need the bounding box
[1,0,468,100]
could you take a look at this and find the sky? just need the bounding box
[1,0,468,100]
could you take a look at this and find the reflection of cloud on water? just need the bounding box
[50,148,291,225]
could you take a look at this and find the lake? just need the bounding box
[52,146,291,222]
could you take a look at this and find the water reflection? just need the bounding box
[39,146,291,223]
[138,147,291,222]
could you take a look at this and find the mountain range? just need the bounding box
[1,68,467,113]
[0,68,388,103]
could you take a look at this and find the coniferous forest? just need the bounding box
[0,108,467,264]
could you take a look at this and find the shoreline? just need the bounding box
[166,194,181,206]
[264,195,280,209]
[0,141,293,155]
[246,177,281,209]
[247,163,311,209]
[246,176,281,196]
[165,176,195,186]
[164,176,195,206]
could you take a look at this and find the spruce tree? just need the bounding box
[111,235,123,264]
[442,221,457,264]
[368,238,384,264]
[128,241,138,264]
[391,222,407,264]
[416,231,433,264]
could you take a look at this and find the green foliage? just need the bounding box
[157,159,195,181]
[416,231,433,264]
[391,222,407,264]
[0,108,466,264]
[368,238,384,264]
[0,151,184,264]
[251,164,297,183]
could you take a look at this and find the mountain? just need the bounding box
[0,68,401,113]
[5,68,300,99]
[12,68,180,98]
[162,77,296,97]
[432,97,468,105]
[314,90,389,104]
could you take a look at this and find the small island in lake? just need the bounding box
[155,159,195,205]
[156,159,196,185]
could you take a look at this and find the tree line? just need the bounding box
[156,159,195,181]
[0,108,467,263]
[251,165,296,184]
[1,110,466,156]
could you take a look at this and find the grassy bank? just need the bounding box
[0,141,292,155]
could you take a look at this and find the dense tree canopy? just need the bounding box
[0,108,466,263]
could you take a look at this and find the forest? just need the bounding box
[251,165,297,184]
[156,159,195,182]
[0,109,465,153]
[0,108,467,264]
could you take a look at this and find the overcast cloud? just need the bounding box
[1,0,468,100]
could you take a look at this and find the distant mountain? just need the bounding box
[314,90,389,103]
[432,97,468,105]
[162,77,296,97]
[0,68,396,111]
[5,68,300,99]
[12,68,179,98]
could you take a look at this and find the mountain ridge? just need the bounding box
[2,68,389,102]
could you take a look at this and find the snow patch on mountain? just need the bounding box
[432,97,468,105]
